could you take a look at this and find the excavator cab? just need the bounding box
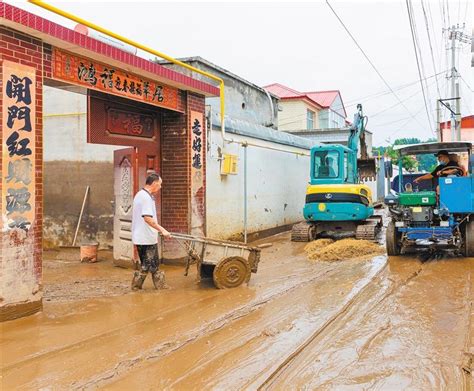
[291,104,382,242]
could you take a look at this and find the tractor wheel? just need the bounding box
[386,221,402,256]
[213,256,250,289]
[462,220,474,257]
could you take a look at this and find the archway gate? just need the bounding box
[0,2,218,321]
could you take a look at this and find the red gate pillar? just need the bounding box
[0,27,49,321]
[161,91,206,237]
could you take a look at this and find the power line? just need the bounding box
[426,0,442,69]
[445,0,451,26]
[406,0,435,135]
[276,71,447,128]
[460,75,473,92]
[325,0,428,131]
[385,105,427,141]
[371,75,440,118]
[421,0,442,98]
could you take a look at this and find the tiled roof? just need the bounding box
[264,83,346,116]
[305,91,340,108]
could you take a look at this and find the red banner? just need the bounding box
[53,48,179,111]
[2,61,36,232]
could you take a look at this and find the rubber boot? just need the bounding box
[152,271,168,290]
[131,271,147,291]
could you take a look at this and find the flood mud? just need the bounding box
[305,238,385,262]
[1,232,472,390]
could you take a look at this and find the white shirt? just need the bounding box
[131,189,158,245]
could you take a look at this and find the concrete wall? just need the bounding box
[206,129,310,240]
[278,100,320,131]
[43,86,123,248]
[160,57,279,129]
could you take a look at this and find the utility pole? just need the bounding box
[436,99,441,141]
[444,24,471,141]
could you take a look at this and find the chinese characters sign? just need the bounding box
[190,111,205,235]
[191,111,203,172]
[53,48,179,111]
[2,61,36,231]
[106,108,155,138]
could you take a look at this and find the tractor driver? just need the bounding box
[413,150,462,191]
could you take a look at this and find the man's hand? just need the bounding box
[160,228,172,240]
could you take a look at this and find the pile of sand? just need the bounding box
[304,238,384,262]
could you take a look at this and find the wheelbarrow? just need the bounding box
[170,233,261,289]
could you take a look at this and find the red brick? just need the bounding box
[2,35,20,46]
[20,41,39,51]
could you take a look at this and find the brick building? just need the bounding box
[0,3,218,321]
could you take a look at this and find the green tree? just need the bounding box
[373,137,437,172]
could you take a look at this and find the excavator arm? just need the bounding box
[348,104,376,181]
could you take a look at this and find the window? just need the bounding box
[344,151,354,182]
[307,109,314,130]
[314,150,339,178]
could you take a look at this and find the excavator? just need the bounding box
[291,104,382,242]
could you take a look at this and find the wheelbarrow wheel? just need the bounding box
[213,256,250,289]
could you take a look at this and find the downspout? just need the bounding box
[28,0,309,157]
[28,0,231,145]
[263,89,275,127]
[243,142,248,243]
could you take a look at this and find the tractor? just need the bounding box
[384,141,474,256]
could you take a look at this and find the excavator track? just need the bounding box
[355,216,383,241]
[291,223,315,242]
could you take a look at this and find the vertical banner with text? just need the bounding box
[2,61,36,232]
[190,111,204,235]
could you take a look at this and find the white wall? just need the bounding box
[206,130,310,239]
[44,86,122,162]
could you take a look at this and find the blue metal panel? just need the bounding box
[439,177,474,213]
[398,227,453,240]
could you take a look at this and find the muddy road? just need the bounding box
[1,233,473,390]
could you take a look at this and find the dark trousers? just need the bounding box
[136,244,159,274]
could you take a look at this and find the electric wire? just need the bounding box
[276,71,447,128]
[460,75,473,92]
[421,0,442,98]
[445,0,451,26]
[406,0,435,135]
[325,0,428,131]
[371,75,440,119]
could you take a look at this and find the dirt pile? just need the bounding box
[304,238,384,262]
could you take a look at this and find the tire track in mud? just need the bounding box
[4,263,338,390]
[2,253,320,371]
[257,262,424,390]
[462,269,473,391]
[72,264,342,390]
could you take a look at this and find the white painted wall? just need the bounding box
[44,86,123,162]
[206,130,310,239]
[278,100,321,131]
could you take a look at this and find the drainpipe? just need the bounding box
[243,142,248,243]
[28,0,229,145]
[263,89,275,127]
[28,1,309,156]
